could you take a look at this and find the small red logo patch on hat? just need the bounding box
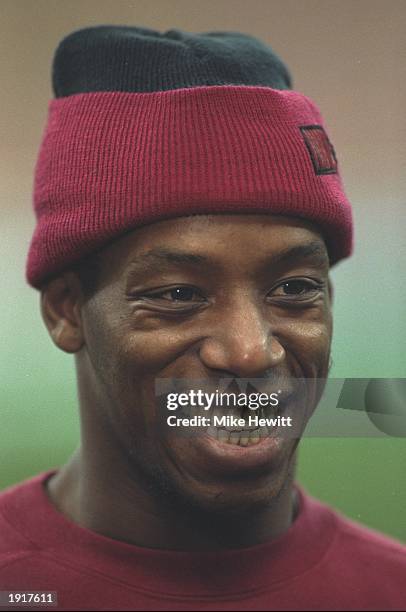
[300,125,337,175]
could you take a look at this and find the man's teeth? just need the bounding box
[211,426,269,446]
[177,399,281,446]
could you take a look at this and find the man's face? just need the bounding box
[69,214,332,513]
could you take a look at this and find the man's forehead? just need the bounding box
[102,214,330,275]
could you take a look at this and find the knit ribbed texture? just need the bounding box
[27,85,352,288]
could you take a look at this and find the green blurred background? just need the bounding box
[1,0,405,543]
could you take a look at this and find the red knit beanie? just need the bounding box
[26,26,353,289]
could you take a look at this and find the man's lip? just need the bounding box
[190,430,287,475]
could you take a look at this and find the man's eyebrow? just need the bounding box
[270,241,330,267]
[125,241,329,276]
[126,248,209,273]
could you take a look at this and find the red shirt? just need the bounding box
[0,470,405,611]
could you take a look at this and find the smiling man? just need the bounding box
[0,26,405,612]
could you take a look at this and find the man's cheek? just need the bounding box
[281,320,332,367]
[298,321,332,368]
[108,335,166,423]
[116,326,196,372]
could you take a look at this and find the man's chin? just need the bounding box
[154,437,297,516]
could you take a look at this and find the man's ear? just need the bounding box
[40,271,85,353]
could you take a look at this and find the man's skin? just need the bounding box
[40,213,333,551]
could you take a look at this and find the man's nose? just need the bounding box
[198,298,285,378]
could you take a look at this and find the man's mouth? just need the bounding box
[174,391,296,446]
[157,379,309,475]
[189,402,295,476]
[206,424,270,446]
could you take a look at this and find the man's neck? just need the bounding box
[45,447,298,551]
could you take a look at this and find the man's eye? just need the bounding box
[271,279,324,299]
[147,286,205,303]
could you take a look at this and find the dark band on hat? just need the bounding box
[52,26,292,97]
